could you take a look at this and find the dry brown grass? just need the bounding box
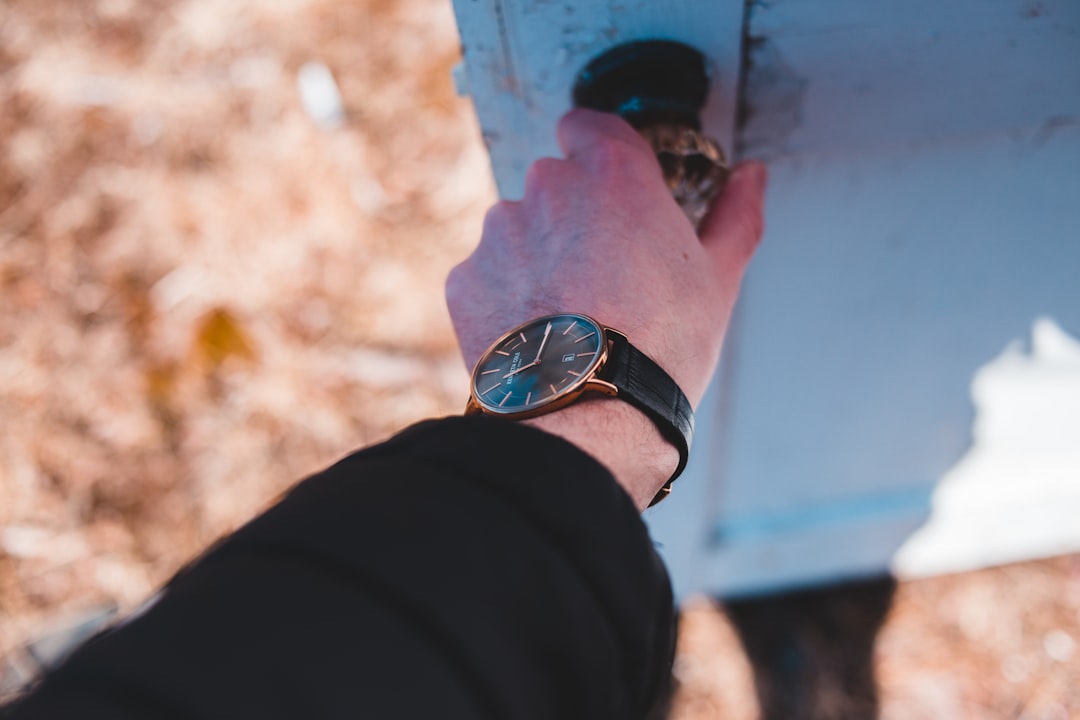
[0,0,488,657]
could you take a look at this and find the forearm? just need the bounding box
[1,418,675,720]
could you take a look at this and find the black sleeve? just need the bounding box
[1,416,676,720]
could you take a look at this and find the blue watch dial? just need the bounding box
[471,314,605,413]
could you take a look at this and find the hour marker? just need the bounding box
[562,320,578,336]
[575,331,596,344]
[567,370,581,377]
[498,391,511,407]
[481,382,501,395]
[519,332,527,343]
[549,384,558,395]
[576,351,596,356]
[480,368,500,375]
[495,350,510,356]
[526,391,532,405]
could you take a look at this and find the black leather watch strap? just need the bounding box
[600,331,695,507]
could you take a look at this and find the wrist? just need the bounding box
[522,397,679,511]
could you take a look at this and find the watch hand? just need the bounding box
[533,321,553,364]
[502,360,538,379]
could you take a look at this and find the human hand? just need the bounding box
[446,109,767,508]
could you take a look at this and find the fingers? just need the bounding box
[522,156,575,207]
[698,160,768,279]
[556,108,655,165]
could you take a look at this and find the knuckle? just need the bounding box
[587,135,648,174]
[480,199,521,239]
[445,262,469,300]
[523,157,566,197]
[558,106,586,126]
[556,107,592,142]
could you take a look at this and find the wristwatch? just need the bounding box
[464,313,694,506]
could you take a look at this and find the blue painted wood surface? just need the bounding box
[451,0,1080,598]
[647,0,1080,598]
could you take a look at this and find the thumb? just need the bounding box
[698,160,768,280]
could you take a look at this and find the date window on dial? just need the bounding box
[562,353,576,363]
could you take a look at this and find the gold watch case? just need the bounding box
[464,313,622,419]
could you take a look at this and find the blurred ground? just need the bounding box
[0,1,1077,717]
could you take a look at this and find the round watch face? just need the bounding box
[471,313,606,414]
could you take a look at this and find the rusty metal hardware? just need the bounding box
[572,39,730,231]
